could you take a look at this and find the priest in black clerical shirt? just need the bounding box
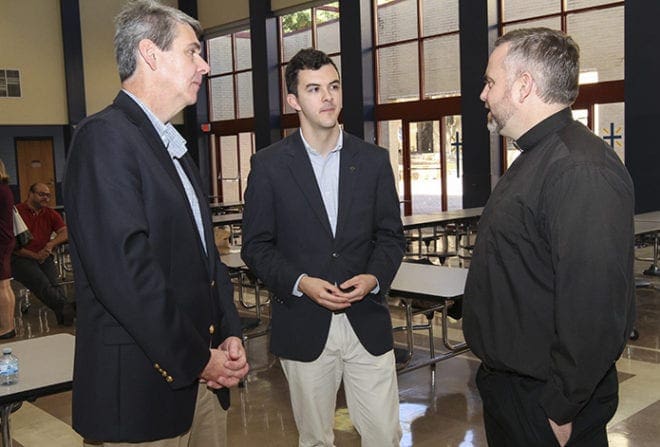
[464,27,634,447]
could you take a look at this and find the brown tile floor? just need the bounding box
[4,245,660,446]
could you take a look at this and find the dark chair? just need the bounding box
[233,267,270,341]
[405,226,456,264]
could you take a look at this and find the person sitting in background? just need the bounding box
[11,182,74,326]
[0,160,17,339]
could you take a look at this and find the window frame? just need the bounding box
[497,0,625,169]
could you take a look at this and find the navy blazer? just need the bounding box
[241,131,405,361]
[63,91,242,442]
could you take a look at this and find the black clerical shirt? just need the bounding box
[463,108,635,424]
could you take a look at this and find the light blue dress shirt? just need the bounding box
[300,129,343,236]
[122,90,207,254]
[292,130,379,296]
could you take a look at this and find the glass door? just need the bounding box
[378,115,463,215]
[409,120,443,214]
[594,102,625,162]
[444,115,463,211]
[212,132,254,203]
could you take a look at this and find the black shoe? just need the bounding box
[56,303,76,326]
[0,330,16,340]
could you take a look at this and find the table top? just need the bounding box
[0,333,74,405]
[635,219,660,236]
[390,262,469,299]
[401,207,483,230]
[635,211,660,223]
[209,201,243,212]
[212,213,243,226]
[210,209,484,230]
[220,252,246,269]
[209,200,243,207]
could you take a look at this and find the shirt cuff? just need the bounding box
[292,274,307,297]
[371,279,380,295]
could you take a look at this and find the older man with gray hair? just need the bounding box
[64,1,248,445]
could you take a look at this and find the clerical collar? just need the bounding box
[514,108,574,152]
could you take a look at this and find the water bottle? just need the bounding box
[0,348,19,385]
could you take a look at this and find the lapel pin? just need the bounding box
[349,166,356,172]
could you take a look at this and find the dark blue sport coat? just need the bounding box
[241,130,405,361]
[64,91,242,442]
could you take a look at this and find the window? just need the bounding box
[205,29,255,202]
[0,70,21,98]
[500,1,625,167]
[375,0,460,104]
[207,30,253,120]
[374,0,462,215]
[279,2,340,116]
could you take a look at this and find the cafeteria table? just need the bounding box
[635,213,660,277]
[401,207,483,259]
[0,333,74,447]
[212,213,243,245]
[389,262,469,373]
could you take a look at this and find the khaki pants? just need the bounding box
[83,383,227,447]
[280,313,401,447]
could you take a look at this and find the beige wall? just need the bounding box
[0,0,316,126]
[80,0,123,115]
[198,0,249,30]
[79,0,183,121]
[199,0,314,30]
[0,0,68,125]
[271,0,311,13]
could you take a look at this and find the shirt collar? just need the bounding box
[299,129,343,157]
[24,203,41,215]
[122,89,187,158]
[514,107,574,152]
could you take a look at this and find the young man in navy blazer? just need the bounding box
[64,1,248,445]
[242,48,405,446]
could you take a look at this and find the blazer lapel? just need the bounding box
[114,93,186,201]
[336,132,358,238]
[285,132,334,238]
[114,92,212,271]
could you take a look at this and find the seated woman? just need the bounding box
[0,160,16,339]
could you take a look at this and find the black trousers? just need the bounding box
[11,255,68,312]
[476,364,618,447]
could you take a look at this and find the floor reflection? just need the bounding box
[399,403,428,447]
[7,245,660,446]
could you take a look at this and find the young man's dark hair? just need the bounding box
[285,48,339,95]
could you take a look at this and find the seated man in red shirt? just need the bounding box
[12,183,74,326]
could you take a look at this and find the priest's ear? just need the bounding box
[515,71,535,103]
